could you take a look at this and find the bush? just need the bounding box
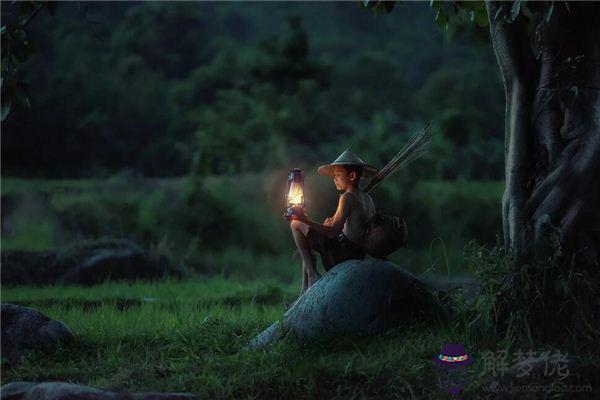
[50,191,141,239]
[4,176,505,280]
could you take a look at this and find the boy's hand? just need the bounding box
[323,216,333,227]
[292,209,308,223]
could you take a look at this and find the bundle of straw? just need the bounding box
[362,123,432,193]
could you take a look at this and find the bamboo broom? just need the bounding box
[362,123,432,193]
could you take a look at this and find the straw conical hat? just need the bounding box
[317,148,378,178]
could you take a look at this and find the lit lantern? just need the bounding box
[285,168,305,220]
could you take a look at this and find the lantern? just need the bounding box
[285,168,305,220]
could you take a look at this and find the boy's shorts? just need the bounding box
[306,228,365,271]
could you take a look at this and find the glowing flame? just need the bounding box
[288,182,303,205]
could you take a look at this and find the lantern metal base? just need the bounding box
[285,206,304,221]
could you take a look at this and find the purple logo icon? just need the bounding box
[433,343,473,395]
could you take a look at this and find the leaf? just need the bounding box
[493,4,504,21]
[509,0,521,22]
[1,101,11,121]
[544,2,555,23]
[473,5,489,27]
[435,9,447,29]
[442,1,456,18]
[360,0,396,14]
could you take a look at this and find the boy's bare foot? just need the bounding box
[284,297,300,311]
[283,300,293,311]
[299,287,307,297]
[307,272,322,288]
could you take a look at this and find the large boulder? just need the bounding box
[59,239,170,285]
[1,239,182,286]
[0,251,67,286]
[0,381,197,400]
[246,259,447,349]
[1,303,75,363]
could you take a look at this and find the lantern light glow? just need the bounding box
[285,168,305,220]
[288,182,303,205]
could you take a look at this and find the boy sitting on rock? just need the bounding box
[289,149,378,298]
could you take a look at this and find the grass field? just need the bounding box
[3,276,588,399]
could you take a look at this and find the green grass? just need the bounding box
[0,276,557,399]
[1,277,291,303]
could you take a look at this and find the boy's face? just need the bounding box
[333,165,357,191]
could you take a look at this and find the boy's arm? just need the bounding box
[296,192,353,239]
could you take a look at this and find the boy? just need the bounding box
[289,149,378,298]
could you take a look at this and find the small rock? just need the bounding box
[0,381,198,400]
[1,304,75,363]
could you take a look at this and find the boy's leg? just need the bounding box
[290,220,321,289]
[302,268,308,294]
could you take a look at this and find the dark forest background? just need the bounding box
[2,1,505,280]
[2,1,504,179]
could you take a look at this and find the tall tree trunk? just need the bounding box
[485,1,600,340]
[486,1,600,270]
